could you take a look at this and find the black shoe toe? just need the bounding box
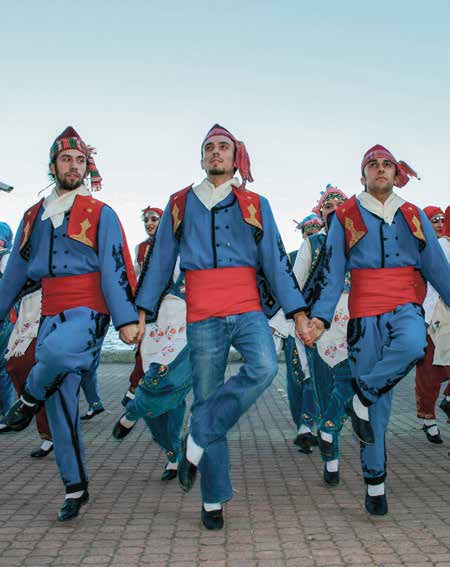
[112,417,135,439]
[81,407,105,421]
[58,491,89,521]
[4,398,40,432]
[178,434,198,493]
[161,466,178,481]
[201,507,224,530]
[323,467,340,486]
[294,432,317,454]
[365,492,388,515]
[422,424,443,444]
[30,446,54,458]
[345,399,374,445]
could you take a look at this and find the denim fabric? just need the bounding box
[80,368,103,409]
[187,310,278,503]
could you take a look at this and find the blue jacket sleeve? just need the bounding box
[135,199,180,317]
[258,197,306,318]
[0,219,30,321]
[97,206,138,329]
[309,214,347,326]
[418,211,450,306]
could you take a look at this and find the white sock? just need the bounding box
[325,459,339,472]
[424,419,439,436]
[166,461,178,471]
[20,395,36,407]
[446,396,450,402]
[41,440,53,451]
[126,391,135,400]
[65,490,84,500]
[85,408,94,416]
[353,395,369,421]
[0,423,9,430]
[368,482,385,497]
[120,415,136,429]
[203,502,222,512]
[187,434,204,466]
[298,424,312,435]
[320,431,333,444]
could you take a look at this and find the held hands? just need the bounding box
[293,312,325,347]
[119,323,140,345]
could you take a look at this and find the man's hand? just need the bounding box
[136,309,147,343]
[119,323,139,345]
[293,311,314,347]
[309,317,325,343]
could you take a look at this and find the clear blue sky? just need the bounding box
[1,0,449,251]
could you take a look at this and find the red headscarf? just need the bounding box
[142,206,163,219]
[202,123,253,185]
[312,184,348,216]
[50,126,102,191]
[423,206,444,222]
[361,144,418,188]
[443,206,450,237]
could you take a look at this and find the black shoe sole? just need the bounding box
[344,400,374,445]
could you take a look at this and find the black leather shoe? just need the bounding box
[58,491,89,521]
[201,507,224,530]
[4,397,40,432]
[318,434,334,459]
[0,424,13,434]
[81,407,105,421]
[365,492,388,516]
[161,464,178,481]
[112,416,135,439]
[323,466,340,486]
[422,424,443,444]
[30,445,54,458]
[344,399,374,445]
[178,434,198,493]
[294,432,318,454]
[439,398,450,420]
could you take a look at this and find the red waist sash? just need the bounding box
[41,272,109,316]
[185,267,262,323]
[348,266,426,319]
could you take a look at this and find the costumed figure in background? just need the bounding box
[112,254,191,482]
[121,205,163,407]
[308,145,450,515]
[0,126,138,521]
[0,222,15,419]
[270,217,321,454]
[135,124,311,530]
[415,205,450,442]
[293,213,324,239]
[293,185,353,486]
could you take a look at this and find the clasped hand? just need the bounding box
[293,312,325,347]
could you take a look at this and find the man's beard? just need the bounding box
[55,168,84,191]
[207,166,226,176]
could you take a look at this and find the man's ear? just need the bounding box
[200,158,205,172]
[360,175,365,187]
[50,162,56,176]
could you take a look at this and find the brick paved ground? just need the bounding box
[1,362,450,567]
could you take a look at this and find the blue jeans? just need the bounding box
[187,310,278,503]
[80,368,103,409]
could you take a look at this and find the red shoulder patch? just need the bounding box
[169,185,193,235]
[20,198,44,258]
[137,240,151,270]
[400,202,426,243]
[335,195,367,254]
[232,184,263,231]
[67,195,105,250]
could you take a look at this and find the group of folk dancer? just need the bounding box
[0,124,449,530]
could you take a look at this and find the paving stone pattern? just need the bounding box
[0,363,449,566]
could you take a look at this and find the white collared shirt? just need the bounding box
[357,190,405,225]
[192,177,240,210]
